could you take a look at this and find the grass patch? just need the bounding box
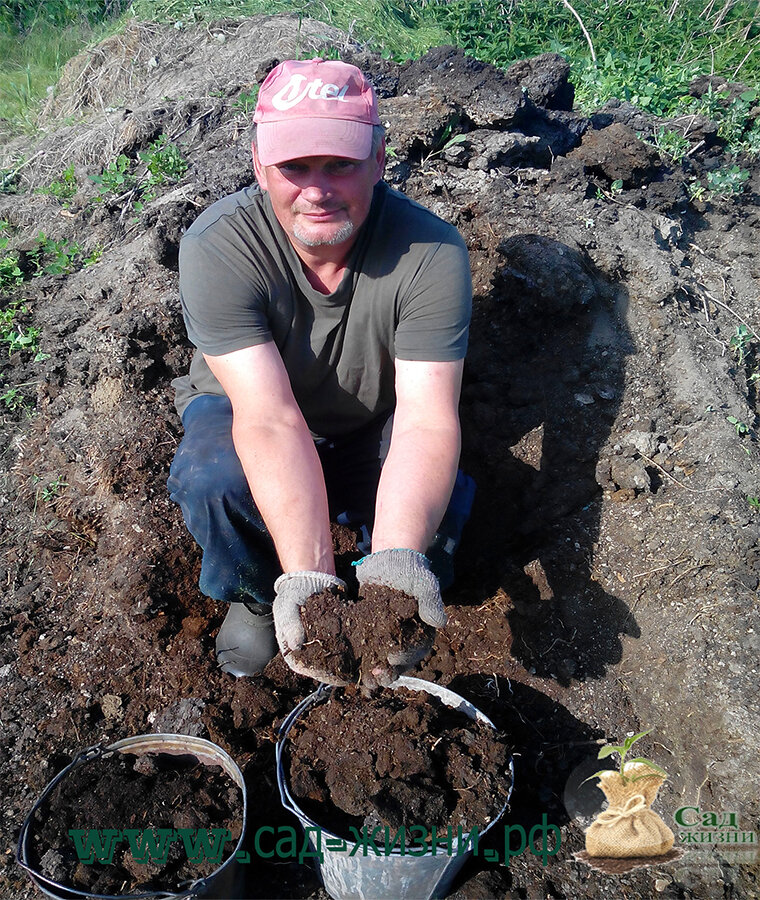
[0,4,127,132]
[130,0,449,60]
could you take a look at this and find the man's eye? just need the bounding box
[331,161,356,173]
[280,163,305,174]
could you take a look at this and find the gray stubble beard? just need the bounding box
[292,219,355,247]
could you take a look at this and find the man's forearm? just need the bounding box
[232,416,334,574]
[371,421,460,553]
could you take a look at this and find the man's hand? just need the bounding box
[354,548,446,687]
[274,571,350,684]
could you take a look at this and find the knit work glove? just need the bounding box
[273,571,349,685]
[354,548,447,687]
[274,571,347,653]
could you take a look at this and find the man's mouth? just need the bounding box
[297,208,344,220]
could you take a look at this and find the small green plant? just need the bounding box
[32,474,69,513]
[0,381,35,414]
[40,476,68,502]
[89,154,136,199]
[232,86,259,116]
[37,164,77,204]
[29,232,81,276]
[0,386,25,410]
[0,166,20,194]
[587,729,667,785]
[687,178,706,202]
[648,126,690,163]
[748,496,760,510]
[692,87,760,153]
[727,415,750,436]
[421,122,468,167]
[138,135,188,185]
[596,179,624,201]
[0,251,23,290]
[0,304,40,355]
[92,137,187,213]
[729,325,755,366]
[705,165,750,197]
[82,244,103,267]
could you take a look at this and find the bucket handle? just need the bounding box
[276,683,333,819]
[15,743,206,900]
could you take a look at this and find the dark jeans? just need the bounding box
[167,394,474,603]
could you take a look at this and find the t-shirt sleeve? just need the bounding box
[393,234,472,361]
[178,229,273,357]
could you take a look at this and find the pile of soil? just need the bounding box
[296,584,435,685]
[29,751,242,894]
[286,686,513,839]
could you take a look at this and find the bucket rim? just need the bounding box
[275,676,513,853]
[16,732,248,900]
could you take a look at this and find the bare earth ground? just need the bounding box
[0,15,759,899]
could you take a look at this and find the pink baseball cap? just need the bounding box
[253,58,381,165]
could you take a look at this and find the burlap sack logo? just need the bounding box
[582,729,676,863]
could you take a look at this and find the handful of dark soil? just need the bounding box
[287,686,513,841]
[294,583,435,685]
[29,750,242,895]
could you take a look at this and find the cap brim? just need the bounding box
[256,118,374,166]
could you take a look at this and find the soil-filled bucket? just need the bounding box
[276,676,513,900]
[17,733,248,900]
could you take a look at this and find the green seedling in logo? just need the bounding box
[586,729,668,785]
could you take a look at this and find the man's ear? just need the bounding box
[372,138,386,184]
[251,142,268,191]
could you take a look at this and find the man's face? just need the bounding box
[252,142,385,253]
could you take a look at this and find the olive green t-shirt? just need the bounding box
[173,180,472,438]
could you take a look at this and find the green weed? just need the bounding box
[0,302,41,356]
[0,252,24,290]
[32,473,69,512]
[90,137,187,212]
[705,165,750,196]
[748,496,760,510]
[691,87,760,154]
[596,179,624,201]
[0,381,35,414]
[89,154,136,199]
[30,232,82,276]
[647,126,690,163]
[134,134,188,208]
[730,325,755,366]
[232,87,259,117]
[687,178,707,202]
[37,164,77,204]
[576,51,698,117]
[727,415,750,435]
[82,244,103,266]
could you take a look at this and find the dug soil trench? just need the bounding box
[1,15,759,899]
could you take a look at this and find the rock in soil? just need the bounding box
[286,685,513,841]
[295,584,435,685]
[29,751,242,894]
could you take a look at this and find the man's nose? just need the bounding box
[300,171,333,203]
